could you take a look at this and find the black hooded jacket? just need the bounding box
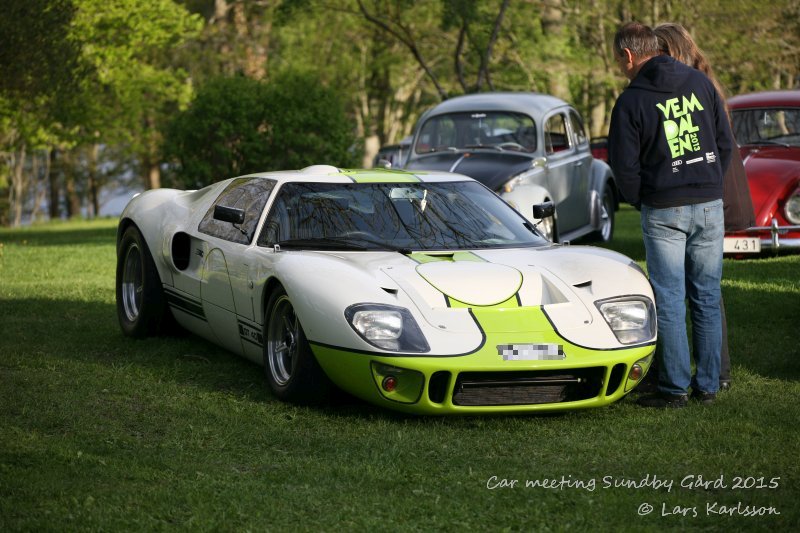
[608,55,734,208]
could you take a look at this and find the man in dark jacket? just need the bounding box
[608,22,734,408]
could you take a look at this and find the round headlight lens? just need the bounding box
[784,187,800,224]
[352,310,403,341]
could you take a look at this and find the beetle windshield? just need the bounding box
[732,108,800,146]
[414,112,537,154]
[257,181,548,251]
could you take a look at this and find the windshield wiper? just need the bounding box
[336,235,413,255]
[275,237,369,251]
[463,144,503,151]
[747,139,791,148]
[276,236,412,254]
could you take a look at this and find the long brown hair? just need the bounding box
[654,23,727,102]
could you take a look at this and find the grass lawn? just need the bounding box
[1,208,798,531]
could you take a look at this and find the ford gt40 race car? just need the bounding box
[116,166,655,414]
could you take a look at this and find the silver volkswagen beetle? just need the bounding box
[403,93,617,243]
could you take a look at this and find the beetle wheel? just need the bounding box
[595,185,615,242]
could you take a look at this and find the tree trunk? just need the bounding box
[30,149,50,222]
[146,161,161,190]
[49,149,60,219]
[10,143,27,227]
[87,144,99,218]
[64,151,81,219]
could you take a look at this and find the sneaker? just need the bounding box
[691,390,717,405]
[719,380,731,391]
[637,392,688,409]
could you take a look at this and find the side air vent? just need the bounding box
[172,232,191,271]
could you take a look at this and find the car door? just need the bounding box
[543,110,589,234]
[195,178,276,355]
[567,109,593,229]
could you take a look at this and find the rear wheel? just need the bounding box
[594,185,615,242]
[116,225,170,337]
[263,286,330,403]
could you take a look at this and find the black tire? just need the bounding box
[594,184,616,242]
[116,225,170,338]
[263,286,331,404]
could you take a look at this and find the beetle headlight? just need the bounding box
[345,304,430,353]
[502,175,524,193]
[595,296,656,345]
[785,186,800,224]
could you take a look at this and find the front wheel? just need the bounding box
[116,225,170,337]
[263,286,331,404]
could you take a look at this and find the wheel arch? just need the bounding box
[590,159,619,211]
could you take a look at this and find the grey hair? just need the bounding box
[613,22,659,58]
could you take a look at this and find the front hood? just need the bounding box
[740,146,800,224]
[406,152,532,190]
[276,246,654,353]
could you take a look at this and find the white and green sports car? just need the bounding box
[116,166,655,414]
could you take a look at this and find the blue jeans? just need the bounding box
[641,199,724,395]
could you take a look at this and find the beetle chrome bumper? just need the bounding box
[743,219,800,252]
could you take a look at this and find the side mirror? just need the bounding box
[377,159,392,169]
[214,205,245,224]
[533,201,555,219]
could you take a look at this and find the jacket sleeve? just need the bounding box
[608,97,642,208]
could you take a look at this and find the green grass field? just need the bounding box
[1,208,798,531]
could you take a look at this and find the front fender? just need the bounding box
[499,183,551,223]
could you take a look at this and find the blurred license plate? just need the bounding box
[724,237,761,253]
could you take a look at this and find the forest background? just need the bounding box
[1,0,799,227]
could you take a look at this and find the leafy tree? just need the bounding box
[163,72,361,189]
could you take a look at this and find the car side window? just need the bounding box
[568,111,588,146]
[544,113,571,155]
[198,178,276,244]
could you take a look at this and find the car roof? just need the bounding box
[235,166,473,185]
[418,92,571,121]
[729,90,800,109]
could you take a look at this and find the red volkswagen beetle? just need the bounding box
[726,90,800,254]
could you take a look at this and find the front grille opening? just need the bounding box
[606,363,626,396]
[452,368,605,406]
[428,371,451,404]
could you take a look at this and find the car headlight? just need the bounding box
[345,304,430,353]
[785,186,800,224]
[595,296,656,345]
[502,175,524,193]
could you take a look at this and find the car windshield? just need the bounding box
[414,112,537,154]
[257,181,548,251]
[732,107,800,146]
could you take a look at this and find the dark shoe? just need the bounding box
[719,380,731,391]
[691,390,717,405]
[633,378,658,394]
[637,392,688,409]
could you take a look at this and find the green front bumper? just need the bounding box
[311,306,655,415]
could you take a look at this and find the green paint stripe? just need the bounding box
[344,169,421,183]
[447,292,521,309]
